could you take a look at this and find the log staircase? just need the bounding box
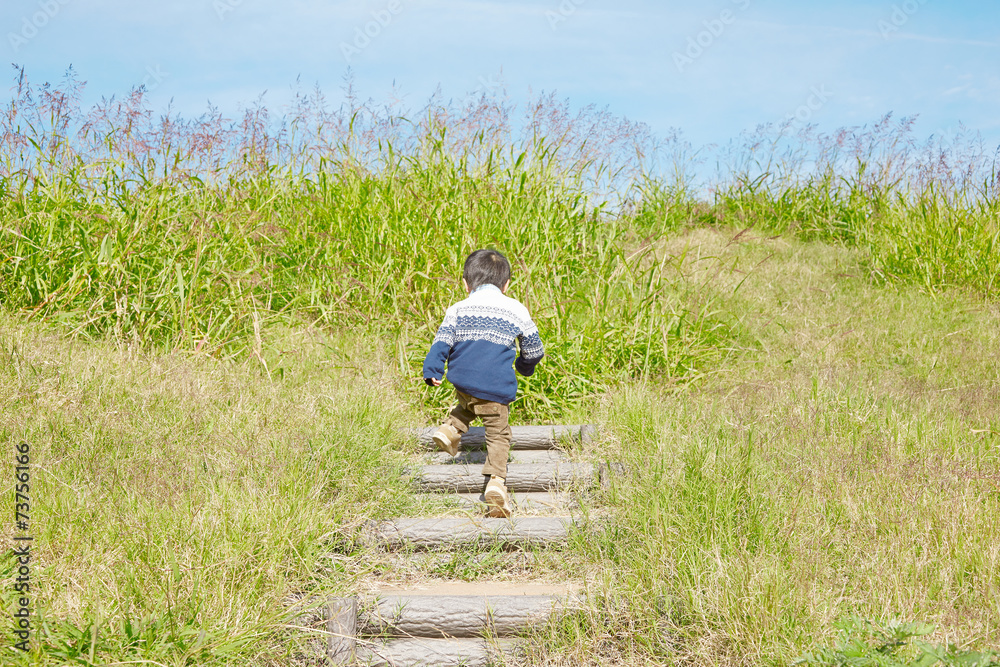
[320,424,598,666]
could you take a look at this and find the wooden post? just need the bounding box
[327,597,357,664]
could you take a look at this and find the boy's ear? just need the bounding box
[462,278,470,293]
[501,279,510,293]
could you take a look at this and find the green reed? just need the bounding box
[1,135,725,420]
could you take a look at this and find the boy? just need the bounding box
[423,249,544,518]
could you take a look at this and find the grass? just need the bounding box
[793,616,999,667]
[7,231,995,666]
[526,229,1000,665]
[701,116,1000,297]
[2,71,1000,665]
[0,318,423,665]
[1,112,721,421]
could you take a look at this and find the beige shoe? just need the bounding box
[431,423,461,456]
[484,477,512,518]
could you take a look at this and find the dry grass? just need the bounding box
[2,227,998,665]
[0,318,430,665]
[3,66,999,667]
[531,227,1000,666]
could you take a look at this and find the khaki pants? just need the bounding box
[444,390,511,479]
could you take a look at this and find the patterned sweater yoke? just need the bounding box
[422,284,544,405]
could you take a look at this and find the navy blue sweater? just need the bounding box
[423,284,544,404]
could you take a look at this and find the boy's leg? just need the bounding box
[475,399,512,518]
[432,390,476,456]
[444,390,476,435]
[478,401,511,480]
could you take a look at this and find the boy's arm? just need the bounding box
[515,317,544,377]
[423,311,456,385]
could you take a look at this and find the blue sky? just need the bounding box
[4,0,999,154]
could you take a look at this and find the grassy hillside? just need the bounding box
[3,229,997,666]
[557,229,999,665]
[1,75,998,665]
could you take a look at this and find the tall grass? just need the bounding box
[686,115,1000,296]
[2,68,1000,667]
[0,317,420,666]
[529,233,1000,666]
[0,68,726,420]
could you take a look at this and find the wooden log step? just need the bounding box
[423,449,569,465]
[453,490,578,514]
[413,462,595,493]
[355,638,513,666]
[368,516,581,550]
[414,424,595,450]
[359,594,565,638]
[327,597,357,664]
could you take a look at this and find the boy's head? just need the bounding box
[463,249,511,293]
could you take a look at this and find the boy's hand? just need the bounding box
[425,377,442,386]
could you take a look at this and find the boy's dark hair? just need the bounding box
[463,249,511,292]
